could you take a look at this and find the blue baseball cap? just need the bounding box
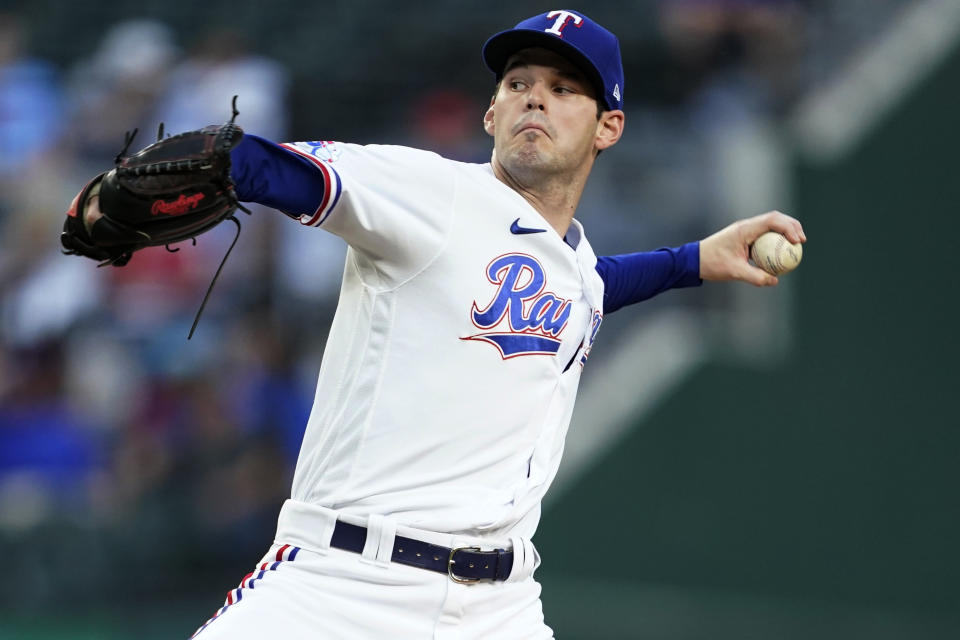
[482,9,624,111]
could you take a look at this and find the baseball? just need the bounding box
[750,231,803,276]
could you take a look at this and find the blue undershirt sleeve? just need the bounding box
[596,242,703,314]
[230,134,327,216]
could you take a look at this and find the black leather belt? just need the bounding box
[329,520,513,583]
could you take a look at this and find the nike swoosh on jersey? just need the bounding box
[510,218,547,235]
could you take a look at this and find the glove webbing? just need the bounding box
[118,160,218,175]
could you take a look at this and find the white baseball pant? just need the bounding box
[190,500,553,639]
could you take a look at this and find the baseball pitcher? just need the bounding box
[62,9,805,639]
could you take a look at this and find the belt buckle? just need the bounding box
[448,546,482,584]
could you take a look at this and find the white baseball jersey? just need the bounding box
[279,141,605,542]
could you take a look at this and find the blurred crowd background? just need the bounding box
[1,0,957,638]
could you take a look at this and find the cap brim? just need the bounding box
[482,30,609,109]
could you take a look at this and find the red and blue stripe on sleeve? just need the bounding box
[230,134,342,226]
[277,143,342,226]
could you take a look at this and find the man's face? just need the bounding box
[484,47,616,181]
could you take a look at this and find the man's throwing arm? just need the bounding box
[596,244,701,313]
[597,211,808,313]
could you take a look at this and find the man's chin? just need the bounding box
[504,145,551,171]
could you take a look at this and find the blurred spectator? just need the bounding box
[0,13,64,178]
[110,354,294,561]
[67,19,179,166]
[152,27,288,138]
[221,311,311,464]
[0,12,68,280]
[657,0,808,114]
[0,239,106,346]
[0,14,108,358]
[0,340,105,530]
[405,88,489,162]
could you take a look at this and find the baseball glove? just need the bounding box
[61,100,246,267]
[61,97,251,337]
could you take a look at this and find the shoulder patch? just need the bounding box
[302,140,341,163]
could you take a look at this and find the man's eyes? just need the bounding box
[507,80,578,94]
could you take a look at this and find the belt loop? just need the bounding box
[316,510,337,553]
[506,537,537,582]
[375,518,396,566]
[361,514,385,564]
[360,514,395,568]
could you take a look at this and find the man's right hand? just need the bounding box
[699,210,806,286]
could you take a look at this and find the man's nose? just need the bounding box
[525,81,547,111]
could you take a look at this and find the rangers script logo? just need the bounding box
[462,253,571,358]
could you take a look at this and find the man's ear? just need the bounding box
[483,96,496,137]
[595,109,625,151]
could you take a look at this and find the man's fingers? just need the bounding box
[701,211,802,284]
[742,263,779,287]
[744,211,806,245]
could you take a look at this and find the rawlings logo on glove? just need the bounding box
[151,193,207,216]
